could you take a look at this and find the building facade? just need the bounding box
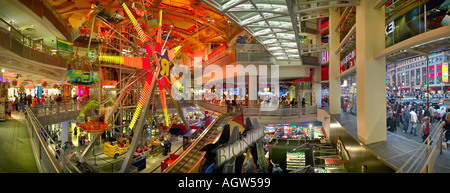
[387,51,450,95]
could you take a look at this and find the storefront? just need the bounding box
[278,82,313,106]
[265,121,326,173]
[263,122,324,143]
[340,72,357,116]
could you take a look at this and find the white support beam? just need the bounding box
[374,25,450,59]
[285,0,303,60]
[221,0,250,12]
[374,0,389,9]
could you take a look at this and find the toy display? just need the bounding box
[102,137,130,159]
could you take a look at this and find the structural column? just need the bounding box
[328,8,341,115]
[61,121,69,145]
[313,67,322,107]
[356,0,386,145]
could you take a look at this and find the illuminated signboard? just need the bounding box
[443,62,448,83]
[320,51,329,64]
[385,21,394,36]
[215,125,264,167]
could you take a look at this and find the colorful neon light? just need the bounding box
[158,79,170,127]
[129,72,154,129]
[443,62,448,83]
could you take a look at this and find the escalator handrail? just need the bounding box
[163,115,225,173]
[163,114,233,173]
[173,116,232,173]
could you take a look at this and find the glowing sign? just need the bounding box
[385,21,394,36]
[443,62,448,83]
[320,51,329,64]
[157,51,174,81]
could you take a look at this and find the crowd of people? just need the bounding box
[4,93,90,119]
[8,94,66,112]
[386,100,446,142]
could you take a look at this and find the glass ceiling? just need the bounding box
[201,0,357,61]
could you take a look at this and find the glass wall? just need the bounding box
[340,73,357,116]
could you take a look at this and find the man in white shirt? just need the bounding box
[410,110,418,136]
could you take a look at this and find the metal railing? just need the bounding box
[25,103,86,173]
[163,114,232,173]
[29,101,83,117]
[193,100,318,117]
[25,105,63,173]
[0,16,75,69]
[243,105,318,117]
[396,120,444,173]
[193,100,228,114]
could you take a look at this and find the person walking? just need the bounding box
[19,95,25,112]
[270,160,282,173]
[14,95,18,111]
[26,95,32,107]
[429,105,435,124]
[420,116,431,142]
[402,106,411,133]
[410,109,418,136]
[387,111,397,133]
[441,113,450,144]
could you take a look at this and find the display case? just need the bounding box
[286,151,305,171]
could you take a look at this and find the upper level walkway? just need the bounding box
[29,101,82,126]
[332,111,450,173]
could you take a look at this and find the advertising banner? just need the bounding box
[443,62,448,83]
[340,49,356,73]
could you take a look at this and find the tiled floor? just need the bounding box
[0,111,38,173]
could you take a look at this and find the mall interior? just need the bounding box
[0,0,449,174]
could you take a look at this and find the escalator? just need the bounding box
[163,113,235,173]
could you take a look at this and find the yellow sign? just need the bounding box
[157,51,174,80]
[443,62,448,83]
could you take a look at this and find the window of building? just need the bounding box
[406,71,409,86]
[422,67,427,85]
[416,68,421,85]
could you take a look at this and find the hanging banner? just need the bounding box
[56,38,73,56]
[340,49,356,73]
[443,62,448,83]
[320,51,329,64]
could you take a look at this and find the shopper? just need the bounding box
[441,113,450,143]
[32,96,38,108]
[420,116,431,142]
[429,105,435,123]
[387,111,397,133]
[402,106,410,133]
[19,95,25,112]
[270,160,282,173]
[26,95,32,107]
[14,95,18,111]
[409,109,418,136]
[163,140,171,156]
[242,149,257,173]
[6,101,12,117]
